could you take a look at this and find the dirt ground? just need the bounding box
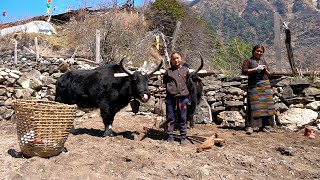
[1,109,320,180]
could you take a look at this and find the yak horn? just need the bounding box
[147,60,163,76]
[193,52,204,75]
[120,58,134,76]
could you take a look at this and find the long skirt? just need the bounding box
[246,80,276,129]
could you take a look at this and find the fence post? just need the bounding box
[274,13,281,72]
[284,28,298,76]
[95,29,101,64]
[14,40,17,65]
[35,37,39,62]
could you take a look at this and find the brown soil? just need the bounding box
[1,110,320,180]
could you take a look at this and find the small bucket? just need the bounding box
[304,126,318,139]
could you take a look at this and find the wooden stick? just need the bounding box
[74,57,99,65]
[143,127,207,143]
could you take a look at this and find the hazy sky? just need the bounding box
[0,0,148,23]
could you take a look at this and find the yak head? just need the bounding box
[119,59,163,103]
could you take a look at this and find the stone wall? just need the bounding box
[0,55,319,130]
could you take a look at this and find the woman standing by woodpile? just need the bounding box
[242,45,276,135]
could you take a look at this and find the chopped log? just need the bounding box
[196,135,226,153]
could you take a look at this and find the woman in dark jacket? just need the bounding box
[242,45,276,134]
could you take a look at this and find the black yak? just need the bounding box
[55,59,162,137]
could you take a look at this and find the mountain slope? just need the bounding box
[191,0,320,72]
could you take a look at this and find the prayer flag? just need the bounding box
[156,35,160,50]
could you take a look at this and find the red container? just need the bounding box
[304,126,318,139]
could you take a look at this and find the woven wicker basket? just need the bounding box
[13,99,77,158]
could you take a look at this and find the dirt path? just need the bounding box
[1,111,320,180]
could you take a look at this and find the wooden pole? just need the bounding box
[171,21,181,52]
[35,37,39,62]
[95,29,101,64]
[284,28,298,76]
[14,40,17,65]
[160,32,170,68]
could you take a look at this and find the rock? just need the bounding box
[51,72,64,79]
[283,97,304,105]
[41,76,56,86]
[193,100,212,124]
[289,104,304,108]
[278,108,318,131]
[282,85,295,99]
[0,106,8,115]
[276,146,295,156]
[29,78,43,91]
[0,88,6,96]
[222,81,241,87]
[0,71,8,76]
[151,79,163,87]
[14,89,32,99]
[2,109,14,120]
[59,62,70,72]
[16,76,30,88]
[311,78,320,88]
[154,99,166,116]
[0,75,5,83]
[273,78,291,87]
[316,119,320,130]
[303,87,320,96]
[227,87,244,95]
[148,86,157,92]
[211,106,225,114]
[206,96,216,104]
[76,110,86,117]
[5,78,16,86]
[206,91,215,96]
[223,101,244,107]
[139,96,156,112]
[305,101,320,110]
[217,111,245,128]
[4,98,13,107]
[8,72,20,79]
[289,79,310,94]
[204,84,220,91]
[214,93,226,101]
[274,103,289,113]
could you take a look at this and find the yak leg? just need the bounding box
[187,104,197,128]
[100,103,116,137]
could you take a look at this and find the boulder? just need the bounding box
[278,108,318,131]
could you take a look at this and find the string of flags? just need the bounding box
[46,0,52,15]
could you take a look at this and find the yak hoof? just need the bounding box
[103,129,114,137]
